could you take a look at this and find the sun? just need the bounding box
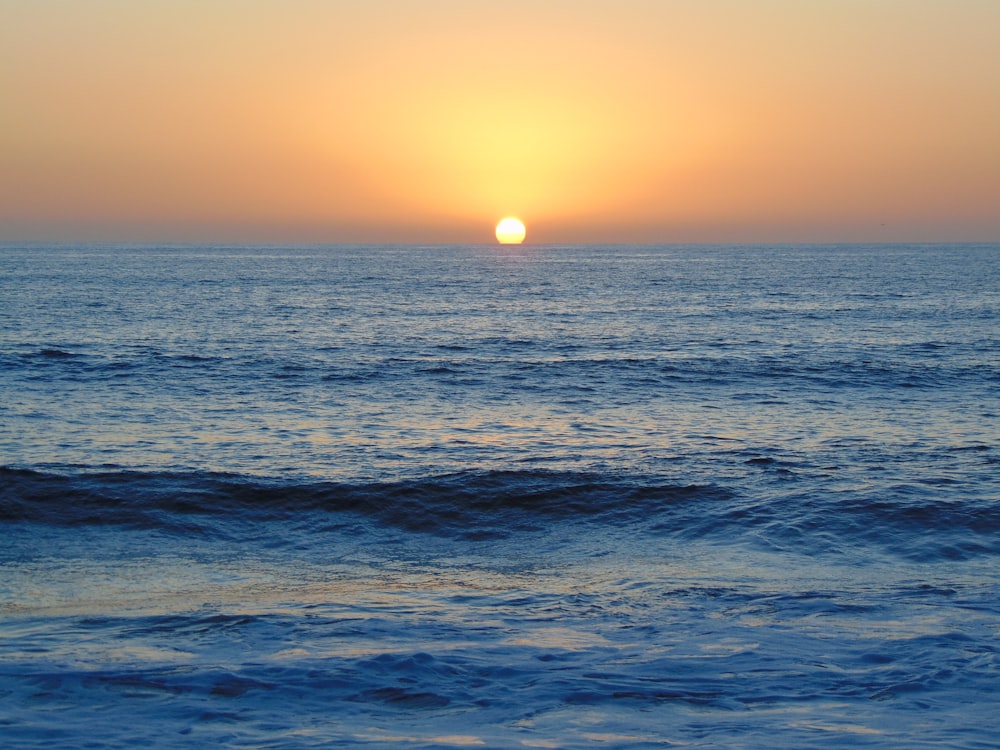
[495,217,526,245]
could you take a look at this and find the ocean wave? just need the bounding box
[2,467,997,559]
[3,345,993,392]
[0,467,722,534]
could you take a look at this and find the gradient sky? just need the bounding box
[3,0,998,243]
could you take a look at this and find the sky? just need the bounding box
[2,0,998,244]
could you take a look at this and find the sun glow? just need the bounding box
[495,217,526,244]
[2,3,999,243]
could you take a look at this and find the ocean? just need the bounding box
[1,242,997,748]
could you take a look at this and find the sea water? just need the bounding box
[1,243,997,748]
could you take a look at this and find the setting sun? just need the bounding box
[495,217,526,244]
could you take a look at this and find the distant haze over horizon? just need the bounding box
[3,1,998,244]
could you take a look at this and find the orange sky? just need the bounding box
[2,0,998,243]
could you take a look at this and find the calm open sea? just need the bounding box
[1,243,998,748]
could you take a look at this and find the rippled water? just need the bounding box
[1,243,998,748]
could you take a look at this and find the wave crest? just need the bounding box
[0,467,721,535]
[3,467,997,558]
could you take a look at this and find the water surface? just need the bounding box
[1,243,997,748]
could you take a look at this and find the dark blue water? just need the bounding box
[1,243,998,748]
